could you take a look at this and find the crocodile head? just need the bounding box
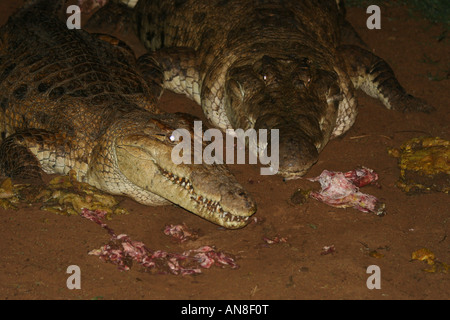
[225,55,341,179]
[87,111,256,229]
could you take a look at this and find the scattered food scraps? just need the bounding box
[38,171,129,217]
[0,170,129,217]
[411,248,435,264]
[290,188,311,205]
[0,178,15,199]
[164,223,199,242]
[389,136,449,194]
[82,208,238,275]
[343,167,380,188]
[411,248,449,274]
[360,242,388,258]
[321,245,336,255]
[307,167,386,216]
[368,250,385,259]
[262,235,288,245]
[0,178,19,210]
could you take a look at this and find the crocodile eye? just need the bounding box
[261,71,277,86]
[293,76,311,89]
[258,55,279,85]
[292,69,312,89]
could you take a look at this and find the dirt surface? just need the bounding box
[0,1,448,300]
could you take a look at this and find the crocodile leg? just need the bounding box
[136,53,165,101]
[87,4,166,105]
[0,129,88,180]
[93,32,165,105]
[0,132,43,179]
[140,47,202,105]
[339,45,434,113]
[137,48,235,130]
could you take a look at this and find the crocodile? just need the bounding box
[87,0,434,179]
[0,0,256,229]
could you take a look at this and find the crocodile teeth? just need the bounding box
[161,167,249,223]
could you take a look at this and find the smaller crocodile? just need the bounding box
[87,0,434,179]
[0,0,256,229]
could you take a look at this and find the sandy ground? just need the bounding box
[0,1,448,300]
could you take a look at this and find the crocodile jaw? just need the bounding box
[113,134,256,229]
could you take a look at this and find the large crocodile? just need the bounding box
[0,0,256,229]
[88,0,434,179]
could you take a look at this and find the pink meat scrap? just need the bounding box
[81,209,238,275]
[262,235,288,245]
[164,224,198,242]
[321,245,336,255]
[307,167,386,216]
